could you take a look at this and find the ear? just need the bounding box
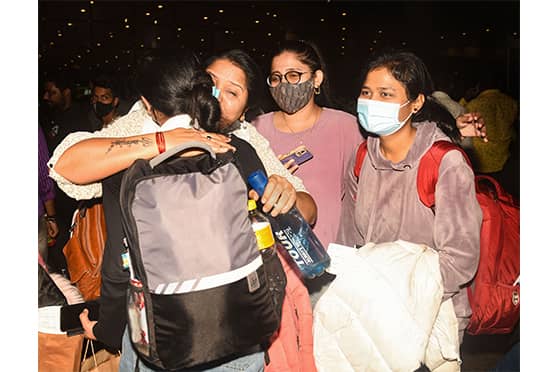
[313,69,324,89]
[412,93,425,113]
[113,97,120,108]
[140,96,152,114]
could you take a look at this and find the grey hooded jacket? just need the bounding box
[337,121,482,339]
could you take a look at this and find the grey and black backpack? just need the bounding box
[119,138,286,370]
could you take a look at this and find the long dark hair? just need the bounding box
[360,50,461,143]
[135,49,221,132]
[206,49,265,122]
[269,39,333,108]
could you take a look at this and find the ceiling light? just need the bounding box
[67,22,72,27]
[240,40,244,44]
[254,20,260,24]
[485,28,491,32]
[267,33,272,36]
[320,18,325,22]
[377,30,382,34]
[201,38,205,42]
[342,27,346,31]
[96,42,101,47]
[272,14,277,17]
[158,4,163,9]
[124,18,128,23]
[90,1,94,4]
[203,16,208,20]
[125,24,130,29]
[342,12,347,16]
[177,27,182,31]
[156,36,161,40]
[80,9,86,13]
[145,12,150,16]
[154,20,158,24]
[462,32,467,36]
[218,9,224,13]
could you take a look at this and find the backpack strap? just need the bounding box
[149,141,216,168]
[417,140,473,208]
[353,140,368,181]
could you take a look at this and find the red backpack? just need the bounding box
[353,140,520,335]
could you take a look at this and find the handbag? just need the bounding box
[80,339,121,372]
[63,199,107,301]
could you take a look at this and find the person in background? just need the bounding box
[41,73,92,274]
[39,125,58,265]
[431,68,488,150]
[337,50,482,344]
[90,74,121,130]
[463,69,519,199]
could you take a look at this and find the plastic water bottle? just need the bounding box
[248,199,276,257]
[247,170,330,279]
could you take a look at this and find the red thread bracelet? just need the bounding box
[155,132,166,154]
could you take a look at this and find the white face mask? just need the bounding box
[357,98,412,136]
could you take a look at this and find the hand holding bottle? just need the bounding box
[248,170,330,279]
[247,174,297,217]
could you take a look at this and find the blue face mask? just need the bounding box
[212,86,220,99]
[357,98,412,136]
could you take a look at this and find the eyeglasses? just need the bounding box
[266,71,311,87]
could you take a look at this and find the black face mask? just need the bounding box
[93,101,115,118]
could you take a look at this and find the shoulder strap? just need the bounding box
[417,140,472,208]
[353,140,368,181]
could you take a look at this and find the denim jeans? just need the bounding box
[119,327,264,372]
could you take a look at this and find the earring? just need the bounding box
[314,86,321,95]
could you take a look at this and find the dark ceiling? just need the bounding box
[38,1,520,98]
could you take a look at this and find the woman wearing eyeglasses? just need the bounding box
[252,40,364,263]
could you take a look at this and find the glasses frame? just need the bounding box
[266,71,312,87]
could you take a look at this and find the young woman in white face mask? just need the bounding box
[337,51,482,344]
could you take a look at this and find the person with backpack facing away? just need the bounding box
[48,50,307,371]
[336,50,482,344]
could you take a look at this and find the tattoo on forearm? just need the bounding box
[106,137,153,154]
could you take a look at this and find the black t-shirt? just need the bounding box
[95,135,267,348]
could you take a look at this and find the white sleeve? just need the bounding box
[48,108,147,200]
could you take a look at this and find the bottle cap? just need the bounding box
[247,170,268,196]
[247,199,257,211]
